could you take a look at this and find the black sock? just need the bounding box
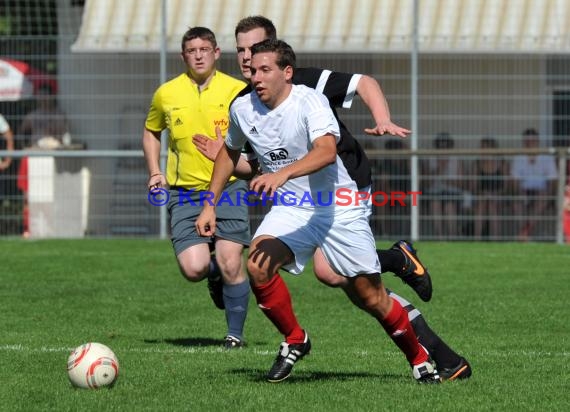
[411,315,462,369]
[377,249,405,274]
[389,290,463,370]
[208,258,221,279]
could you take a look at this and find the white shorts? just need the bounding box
[253,205,380,276]
[360,185,373,219]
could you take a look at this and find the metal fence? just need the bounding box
[1,148,568,243]
[367,146,569,244]
[1,1,570,243]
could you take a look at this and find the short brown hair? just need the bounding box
[251,39,296,71]
[181,27,217,51]
[235,16,277,40]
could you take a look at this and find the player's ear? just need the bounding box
[214,46,221,61]
[284,65,293,81]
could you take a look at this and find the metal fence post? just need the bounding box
[159,0,168,239]
[410,0,420,242]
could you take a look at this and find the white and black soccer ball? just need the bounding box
[67,342,119,389]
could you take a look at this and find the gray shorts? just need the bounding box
[168,180,251,255]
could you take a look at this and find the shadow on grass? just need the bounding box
[230,367,401,382]
[144,337,224,347]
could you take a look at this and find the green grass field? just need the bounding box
[1,239,568,411]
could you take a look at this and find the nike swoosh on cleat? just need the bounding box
[446,365,469,381]
[401,247,425,276]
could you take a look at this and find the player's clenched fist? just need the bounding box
[196,207,217,237]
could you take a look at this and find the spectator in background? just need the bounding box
[0,113,14,171]
[511,128,557,241]
[473,137,508,240]
[562,180,570,243]
[19,86,69,149]
[0,113,22,236]
[565,160,570,243]
[17,87,71,237]
[422,132,469,238]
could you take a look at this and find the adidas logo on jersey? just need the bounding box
[249,126,258,135]
[174,118,183,126]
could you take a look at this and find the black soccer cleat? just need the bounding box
[391,240,433,302]
[266,332,311,383]
[439,357,472,381]
[224,335,244,350]
[412,359,442,384]
[207,275,225,310]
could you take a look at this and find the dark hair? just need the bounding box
[235,15,277,40]
[434,132,454,149]
[181,27,217,51]
[523,128,539,137]
[385,139,404,150]
[251,39,296,70]
[480,136,498,148]
[36,84,54,96]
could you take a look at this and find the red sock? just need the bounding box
[250,274,305,344]
[379,298,428,365]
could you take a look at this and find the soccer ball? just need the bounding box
[67,342,119,389]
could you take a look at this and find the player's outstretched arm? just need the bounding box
[357,75,411,137]
[193,126,258,179]
[192,131,224,161]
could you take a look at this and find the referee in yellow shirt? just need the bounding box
[143,27,252,349]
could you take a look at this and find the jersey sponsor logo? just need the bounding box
[263,148,289,162]
[213,118,228,127]
[261,148,297,169]
[249,126,258,135]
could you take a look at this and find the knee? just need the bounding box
[217,255,244,282]
[178,260,208,283]
[358,289,391,316]
[359,293,381,312]
[246,259,270,285]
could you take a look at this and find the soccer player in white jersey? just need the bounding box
[192,15,471,381]
[196,39,440,384]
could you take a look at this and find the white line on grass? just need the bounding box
[0,344,568,358]
[0,344,278,357]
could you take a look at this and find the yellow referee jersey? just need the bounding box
[145,71,246,190]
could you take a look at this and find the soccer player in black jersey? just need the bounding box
[192,16,471,381]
